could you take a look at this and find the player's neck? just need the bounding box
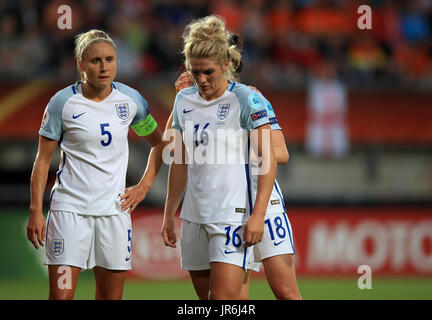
[82,82,112,102]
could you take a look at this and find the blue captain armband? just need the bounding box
[131,114,157,136]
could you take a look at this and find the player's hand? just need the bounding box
[120,184,149,214]
[243,214,264,247]
[26,212,46,249]
[161,216,177,248]
[175,71,192,93]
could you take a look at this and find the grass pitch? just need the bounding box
[0,276,430,300]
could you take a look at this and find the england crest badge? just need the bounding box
[115,103,130,120]
[52,239,64,256]
[217,104,230,120]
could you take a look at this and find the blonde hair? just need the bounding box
[74,29,116,81]
[182,15,243,81]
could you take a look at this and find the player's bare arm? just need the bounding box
[272,130,289,164]
[243,123,277,246]
[162,138,187,248]
[121,126,163,213]
[27,135,58,249]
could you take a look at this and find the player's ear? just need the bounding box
[77,59,85,73]
[222,59,229,73]
[77,60,87,82]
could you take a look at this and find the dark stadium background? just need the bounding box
[0,0,431,299]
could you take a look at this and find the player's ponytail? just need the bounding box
[227,33,243,77]
[74,29,116,82]
[183,15,243,81]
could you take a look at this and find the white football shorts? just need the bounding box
[248,212,295,272]
[44,210,132,270]
[180,220,255,271]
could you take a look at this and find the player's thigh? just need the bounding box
[93,266,127,300]
[262,254,297,282]
[48,265,81,300]
[239,269,252,300]
[189,269,211,300]
[262,254,302,300]
[209,262,246,300]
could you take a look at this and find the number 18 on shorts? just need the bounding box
[253,212,295,262]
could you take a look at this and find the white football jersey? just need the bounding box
[172,81,270,224]
[39,81,153,216]
[250,92,286,216]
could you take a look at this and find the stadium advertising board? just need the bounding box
[128,207,432,279]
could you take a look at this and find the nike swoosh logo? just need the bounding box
[72,112,86,119]
[127,246,131,253]
[224,249,237,254]
[125,257,131,261]
[274,240,285,246]
[183,109,193,114]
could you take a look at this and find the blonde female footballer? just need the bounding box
[170,59,302,300]
[26,29,164,300]
[161,15,277,300]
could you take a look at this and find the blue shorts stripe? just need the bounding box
[244,139,253,214]
[274,182,295,253]
[242,247,247,270]
[45,211,51,244]
[282,212,295,254]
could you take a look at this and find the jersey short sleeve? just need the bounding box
[38,87,73,141]
[237,89,270,130]
[113,82,150,125]
[113,82,157,136]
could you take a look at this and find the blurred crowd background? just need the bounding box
[0,0,432,291]
[1,0,432,89]
[0,0,431,208]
